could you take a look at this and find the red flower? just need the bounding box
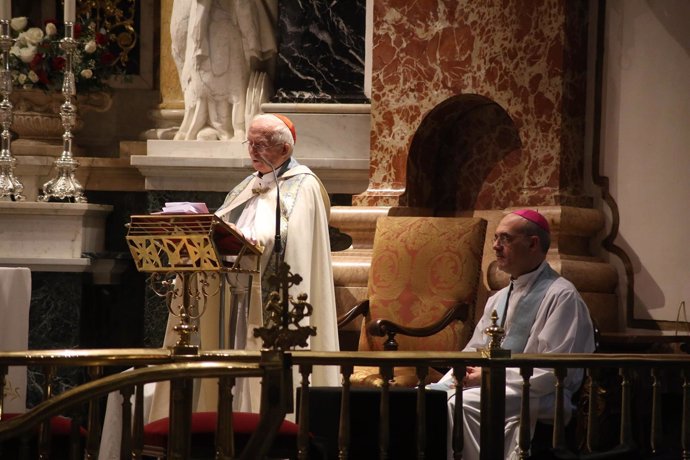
[36,69,49,85]
[73,22,82,39]
[51,56,66,72]
[100,51,115,66]
[29,53,44,68]
[95,32,107,46]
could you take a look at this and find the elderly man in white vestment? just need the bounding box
[156,113,340,412]
[213,113,341,410]
[99,114,339,458]
[432,210,595,460]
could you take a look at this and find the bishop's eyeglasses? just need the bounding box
[242,140,276,154]
[492,232,530,246]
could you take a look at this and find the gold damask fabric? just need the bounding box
[351,216,486,386]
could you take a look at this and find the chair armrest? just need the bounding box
[367,302,470,351]
[337,299,370,329]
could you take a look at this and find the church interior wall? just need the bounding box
[595,0,690,326]
[358,0,589,208]
[2,0,688,382]
[358,0,688,332]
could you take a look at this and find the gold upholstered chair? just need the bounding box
[338,216,487,387]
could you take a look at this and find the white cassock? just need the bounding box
[151,159,341,414]
[435,261,595,460]
[99,159,339,458]
[213,158,341,411]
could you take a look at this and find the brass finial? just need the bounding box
[254,261,316,350]
[481,309,511,358]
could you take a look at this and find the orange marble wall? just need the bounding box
[356,0,589,208]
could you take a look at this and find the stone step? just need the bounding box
[332,249,371,288]
[329,206,390,250]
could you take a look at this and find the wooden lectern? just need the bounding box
[126,214,263,353]
[125,214,265,456]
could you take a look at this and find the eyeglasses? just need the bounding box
[492,232,529,246]
[242,140,275,154]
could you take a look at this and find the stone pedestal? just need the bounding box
[13,151,144,201]
[0,202,112,272]
[0,202,121,404]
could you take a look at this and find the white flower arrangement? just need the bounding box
[8,16,123,92]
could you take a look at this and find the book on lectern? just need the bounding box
[127,203,263,263]
[153,202,210,214]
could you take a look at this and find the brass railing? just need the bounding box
[2,349,690,459]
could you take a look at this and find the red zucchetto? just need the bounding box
[272,114,296,143]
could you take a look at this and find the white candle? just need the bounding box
[64,0,76,23]
[0,0,10,21]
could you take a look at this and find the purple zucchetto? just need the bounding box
[512,209,550,233]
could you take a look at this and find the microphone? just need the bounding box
[257,152,295,331]
[257,155,282,270]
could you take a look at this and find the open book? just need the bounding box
[154,202,209,214]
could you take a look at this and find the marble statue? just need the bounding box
[171,0,277,141]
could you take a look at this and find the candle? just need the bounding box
[64,0,76,23]
[0,0,10,21]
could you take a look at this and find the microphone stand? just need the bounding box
[258,155,287,329]
[258,156,282,270]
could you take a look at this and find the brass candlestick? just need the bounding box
[481,309,511,358]
[0,19,24,201]
[38,21,86,203]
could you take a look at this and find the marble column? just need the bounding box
[145,0,184,139]
[158,0,183,110]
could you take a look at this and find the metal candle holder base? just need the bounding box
[39,155,86,203]
[38,21,86,203]
[0,20,24,202]
[0,155,25,202]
